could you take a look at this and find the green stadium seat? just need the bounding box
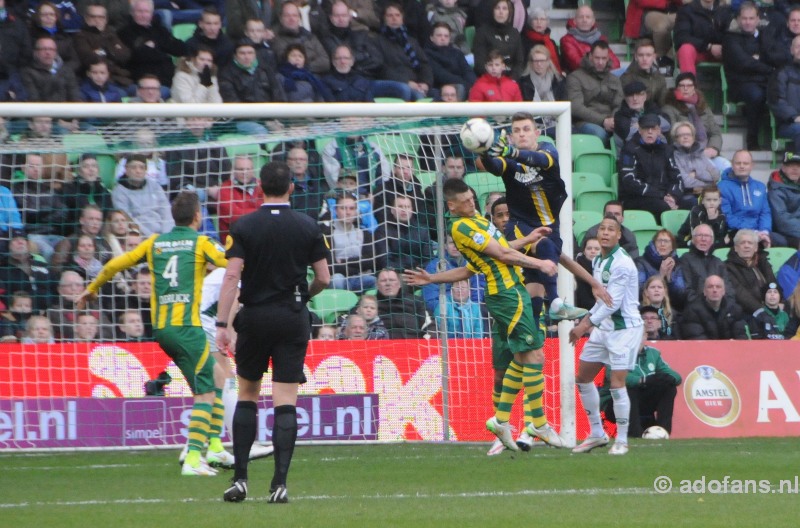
[374,97,406,104]
[660,209,690,236]
[310,289,359,324]
[369,132,419,156]
[633,228,661,255]
[62,133,108,162]
[713,247,731,261]
[465,25,475,50]
[416,171,437,188]
[623,209,659,231]
[573,172,616,213]
[172,23,196,41]
[767,247,797,275]
[96,154,118,190]
[572,209,603,246]
[675,248,690,257]
[464,171,504,197]
[572,134,617,194]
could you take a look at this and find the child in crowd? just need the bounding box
[677,185,728,249]
[314,325,337,341]
[749,282,790,340]
[74,312,100,342]
[575,236,601,310]
[0,292,34,342]
[468,50,522,102]
[22,315,55,344]
[352,294,388,340]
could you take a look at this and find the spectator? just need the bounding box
[623,0,683,63]
[242,17,279,73]
[73,2,132,88]
[11,153,69,262]
[421,234,485,314]
[601,338,681,437]
[724,228,778,315]
[618,113,684,218]
[374,194,434,271]
[375,268,431,339]
[766,151,800,248]
[723,2,775,150]
[225,0,272,40]
[118,268,153,338]
[674,0,726,76]
[565,40,623,145]
[472,0,523,79]
[29,1,80,72]
[318,173,380,234]
[422,153,468,226]
[322,44,374,102]
[313,324,337,341]
[21,315,55,344]
[0,291,34,342]
[21,35,81,102]
[348,294,388,340]
[279,43,333,102]
[75,0,130,32]
[271,1,329,75]
[116,309,148,341]
[79,58,125,107]
[620,38,668,106]
[323,193,378,293]
[583,200,640,258]
[70,234,103,280]
[185,6,234,69]
[320,1,384,84]
[718,149,772,246]
[680,274,748,339]
[162,116,228,202]
[376,2,433,101]
[519,44,565,138]
[762,5,800,69]
[521,7,562,74]
[218,40,287,115]
[560,5,620,73]
[662,72,727,172]
[777,248,800,301]
[73,312,101,341]
[424,21,476,100]
[785,281,800,339]
[769,35,800,155]
[671,121,721,206]
[434,278,486,338]
[0,230,53,312]
[613,80,667,153]
[0,181,24,255]
[0,0,32,102]
[677,185,729,249]
[111,154,174,237]
[372,153,429,225]
[635,229,688,310]
[340,313,369,340]
[321,127,389,195]
[427,0,469,56]
[217,155,263,242]
[48,269,111,341]
[171,45,223,104]
[641,275,680,339]
[468,49,522,102]
[749,281,790,339]
[115,127,169,189]
[128,74,167,107]
[574,235,600,310]
[101,209,139,258]
[680,223,734,303]
[118,0,188,87]
[286,145,328,219]
[51,203,109,276]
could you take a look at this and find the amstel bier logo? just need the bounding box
[683,365,741,427]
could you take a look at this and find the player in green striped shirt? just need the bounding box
[79,192,232,475]
[404,179,567,452]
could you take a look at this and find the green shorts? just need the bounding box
[155,326,216,395]
[486,285,545,370]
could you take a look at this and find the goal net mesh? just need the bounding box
[0,106,582,450]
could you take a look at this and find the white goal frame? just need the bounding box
[0,101,576,446]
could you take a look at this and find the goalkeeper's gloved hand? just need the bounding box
[488,130,519,159]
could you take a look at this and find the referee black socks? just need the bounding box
[271,405,298,490]
[232,400,258,481]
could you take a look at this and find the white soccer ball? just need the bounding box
[642,425,670,440]
[460,118,495,153]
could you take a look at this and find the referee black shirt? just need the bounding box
[226,203,329,306]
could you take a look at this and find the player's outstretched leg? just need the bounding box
[485,360,524,451]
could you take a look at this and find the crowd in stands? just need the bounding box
[1,0,799,343]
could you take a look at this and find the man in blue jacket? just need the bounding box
[718,149,772,247]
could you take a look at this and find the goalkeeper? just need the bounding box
[404,178,566,452]
[479,112,587,325]
[78,192,233,476]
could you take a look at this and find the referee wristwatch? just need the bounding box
[215,321,228,328]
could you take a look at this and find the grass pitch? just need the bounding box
[2,438,798,528]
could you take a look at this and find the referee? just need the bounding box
[217,161,330,504]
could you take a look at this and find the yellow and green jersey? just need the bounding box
[88,226,227,329]
[448,214,524,295]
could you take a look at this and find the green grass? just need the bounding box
[3,439,799,527]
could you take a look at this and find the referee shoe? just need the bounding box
[268,485,289,504]
[223,479,248,502]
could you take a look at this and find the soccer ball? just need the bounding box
[642,426,670,440]
[460,118,495,153]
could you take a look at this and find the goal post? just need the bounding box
[0,101,577,449]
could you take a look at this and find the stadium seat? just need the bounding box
[464,171,504,198]
[62,133,108,162]
[713,247,731,261]
[572,209,603,246]
[572,134,617,194]
[633,228,661,255]
[369,132,419,156]
[660,209,690,235]
[623,209,659,231]
[675,247,690,257]
[416,171,437,188]
[572,172,616,213]
[767,247,796,275]
[465,26,475,50]
[96,154,118,190]
[374,97,406,104]
[310,289,359,324]
[537,135,555,145]
[770,111,788,166]
[172,23,196,41]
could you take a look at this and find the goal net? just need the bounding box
[0,102,580,451]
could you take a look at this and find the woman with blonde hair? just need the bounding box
[518,44,565,137]
[671,120,720,207]
[640,275,678,338]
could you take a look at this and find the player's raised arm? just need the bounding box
[403,266,474,287]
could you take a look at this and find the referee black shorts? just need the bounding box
[233,303,311,384]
